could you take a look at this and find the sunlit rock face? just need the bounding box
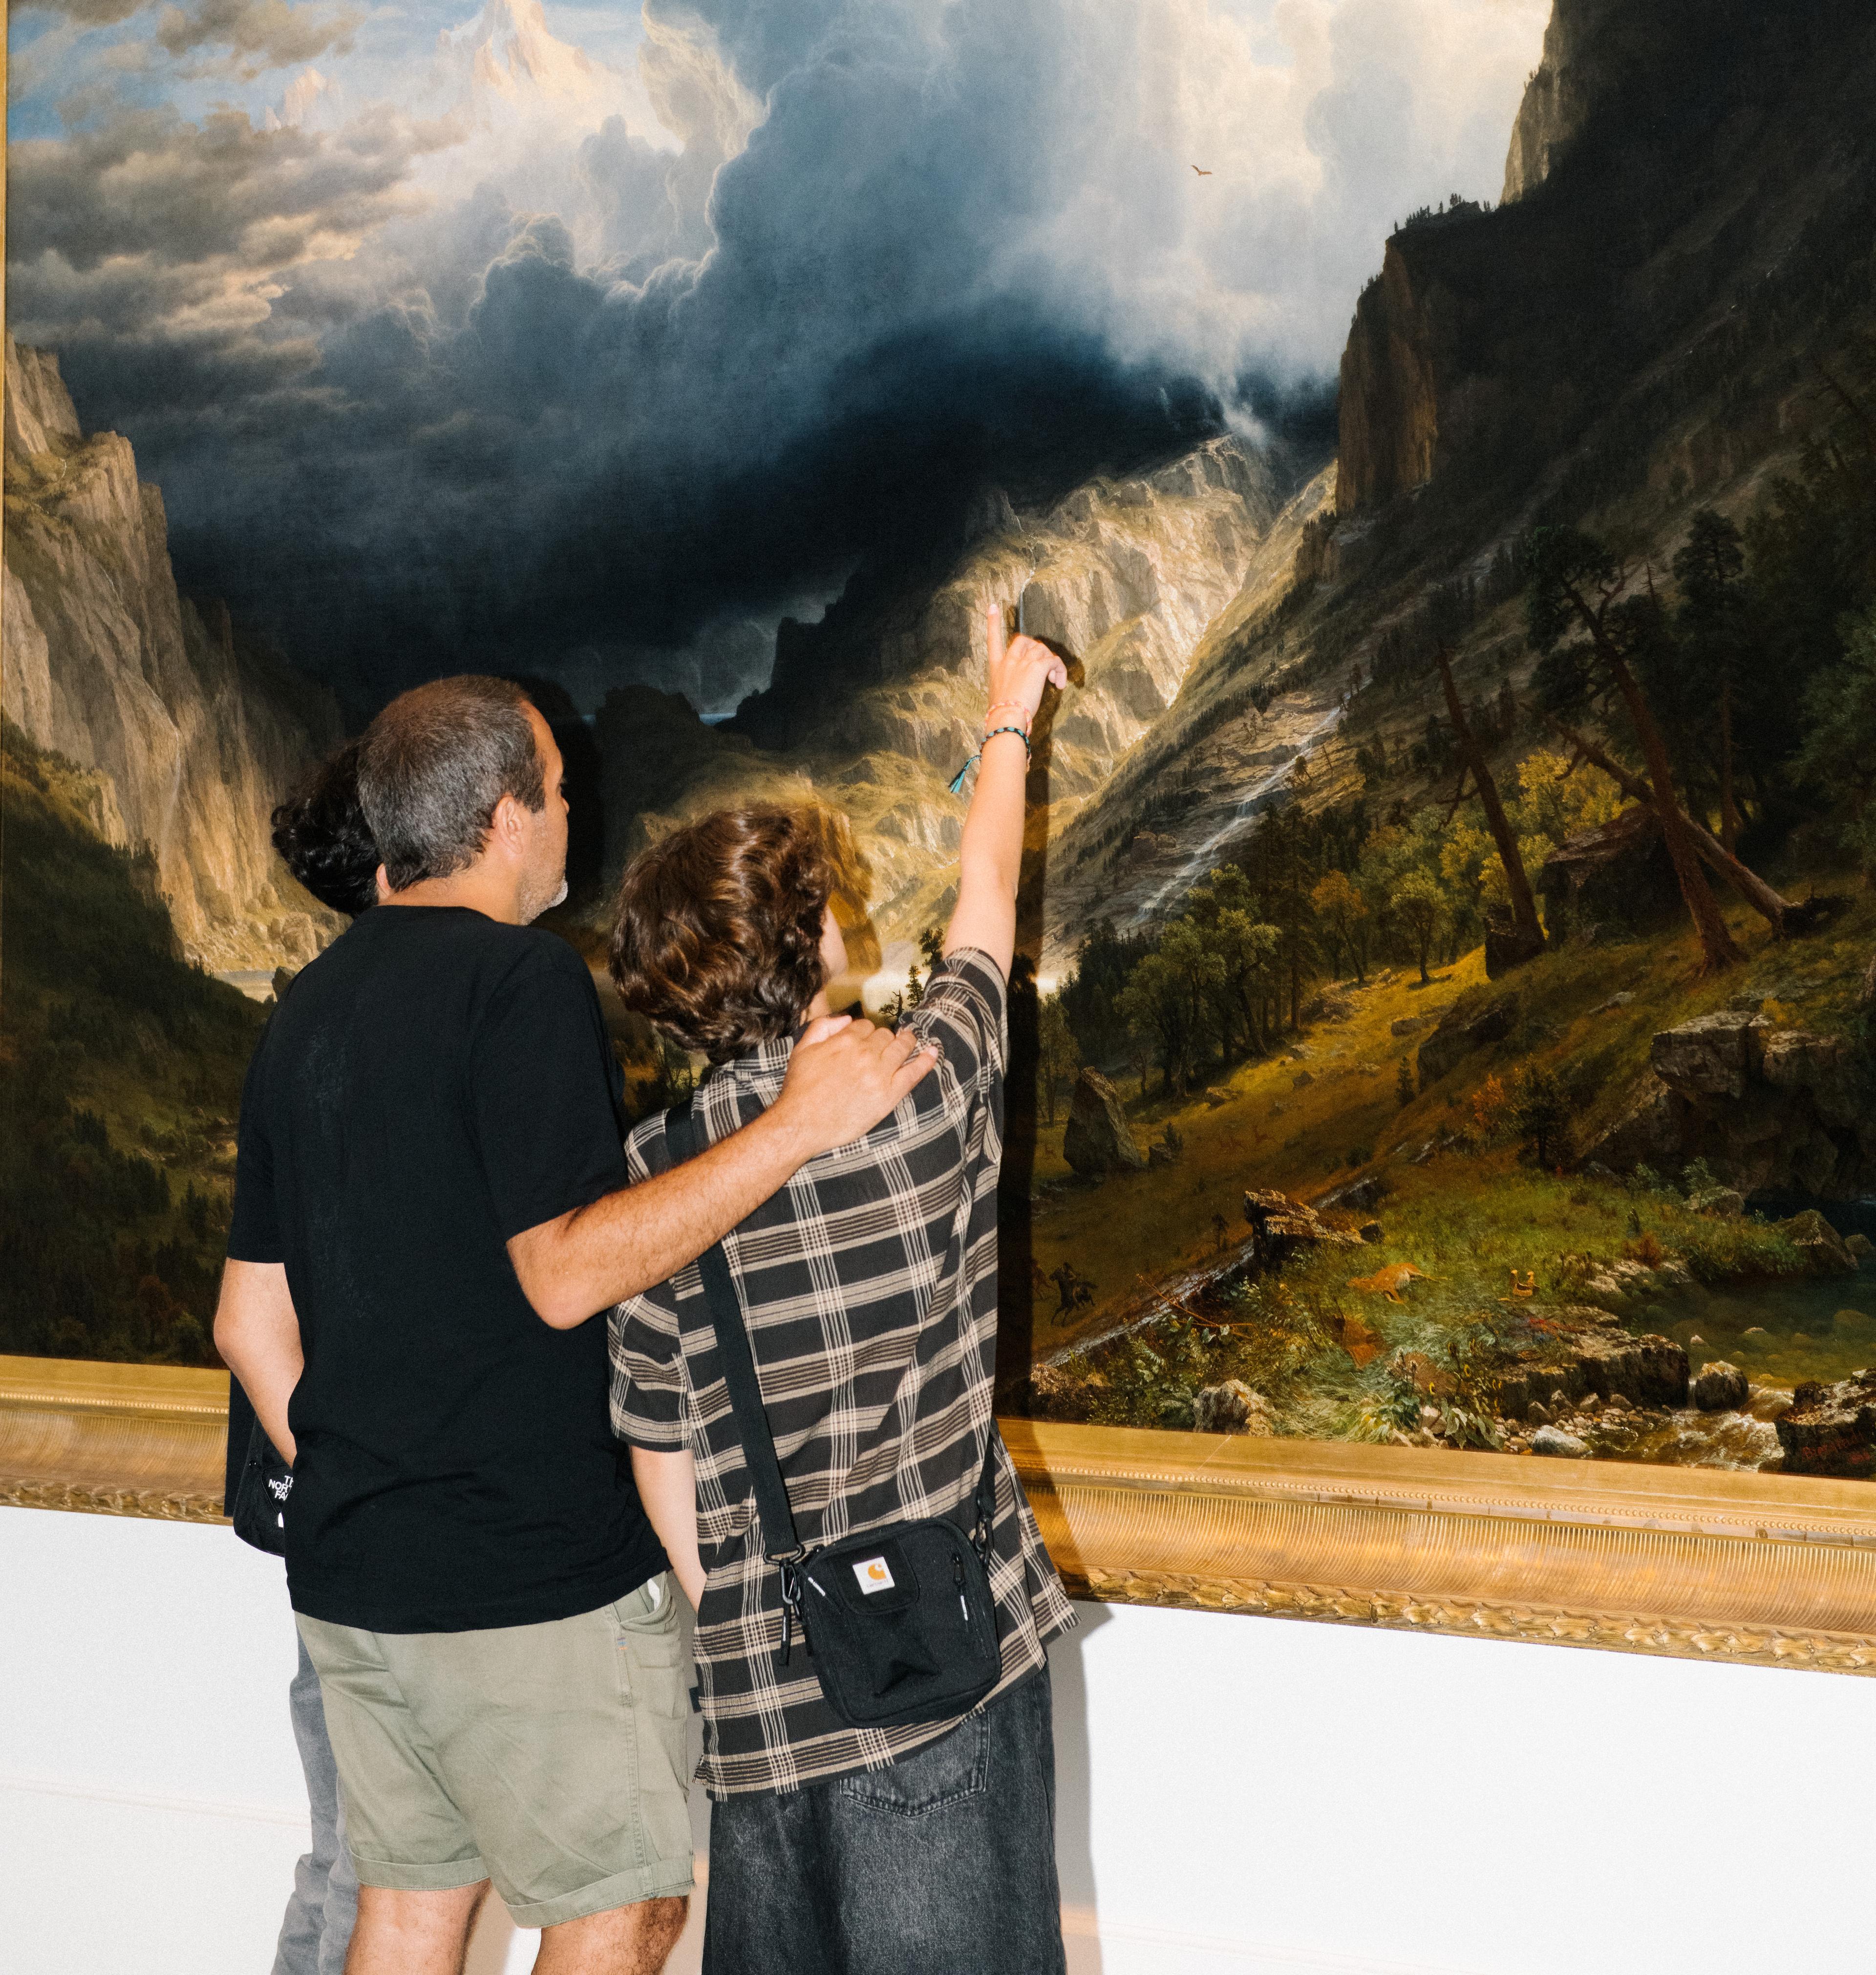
[1334,240,1441,513]
[598,434,1305,978]
[1501,0,1657,203]
[2,336,344,970]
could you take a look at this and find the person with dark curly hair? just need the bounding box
[608,610,1077,1975]
[270,741,383,918]
[223,740,382,1975]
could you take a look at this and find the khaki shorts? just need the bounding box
[298,1576,693,1928]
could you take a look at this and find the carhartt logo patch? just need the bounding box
[853,1557,895,1594]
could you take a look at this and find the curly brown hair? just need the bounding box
[608,805,860,1063]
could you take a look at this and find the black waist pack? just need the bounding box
[232,1412,294,1555]
[664,1100,1004,1730]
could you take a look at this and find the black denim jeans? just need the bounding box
[703,1668,1066,1975]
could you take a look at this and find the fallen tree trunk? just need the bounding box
[1538,710,1804,932]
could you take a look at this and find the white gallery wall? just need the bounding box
[2,1503,1870,1975]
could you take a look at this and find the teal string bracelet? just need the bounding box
[948,723,1031,794]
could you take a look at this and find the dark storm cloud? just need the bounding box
[11,0,1541,716]
[21,0,1217,714]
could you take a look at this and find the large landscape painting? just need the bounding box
[7,0,1876,1487]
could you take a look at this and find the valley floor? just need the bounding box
[1022,872,1876,1477]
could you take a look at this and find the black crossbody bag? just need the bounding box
[664,1099,1005,1730]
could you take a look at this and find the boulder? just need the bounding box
[1691,1360,1749,1411]
[1574,1329,1690,1407]
[1531,1425,1590,1458]
[1062,1070,1146,1175]
[1584,1014,1870,1195]
[1579,1072,1689,1173]
[1193,1379,1277,1436]
[1484,922,1547,979]
[1775,1371,1876,1479]
[1487,1309,1686,1415]
[1761,1030,1860,1130]
[1390,1014,1434,1037]
[1417,991,1520,1088]
[1688,1187,1745,1218]
[1359,1221,1385,1244]
[1202,1087,1233,1108]
[1537,805,1682,940]
[1651,1012,1767,1101]
[1022,1363,1109,1421]
[1242,1187,1365,1263]
[1774,1209,1858,1277]
[1833,1309,1876,1340]
[1491,1360,1585,1417]
[1148,1141,1177,1169]
[1847,1234,1874,1263]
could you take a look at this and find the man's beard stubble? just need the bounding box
[518,869,569,924]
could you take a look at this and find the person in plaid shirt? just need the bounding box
[608,606,1075,1975]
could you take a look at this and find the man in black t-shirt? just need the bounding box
[216,676,936,1975]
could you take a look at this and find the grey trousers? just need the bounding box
[273,1628,360,1975]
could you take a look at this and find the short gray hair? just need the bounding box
[357,676,546,892]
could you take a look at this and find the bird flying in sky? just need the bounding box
[1192,165,1212,175]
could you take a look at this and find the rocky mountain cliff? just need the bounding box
[1500,0,1645,204]
[1338,0,1875,517]
[3,337,344,970]
[597,436,1316,977]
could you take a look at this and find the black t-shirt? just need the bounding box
[229,905,665,1632]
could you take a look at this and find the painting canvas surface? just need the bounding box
[7,0,1876,1492]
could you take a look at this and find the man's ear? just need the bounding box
[488,791,526,860]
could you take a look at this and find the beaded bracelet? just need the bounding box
[948,723,1032,794]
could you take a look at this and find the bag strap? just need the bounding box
[664,1096,1002,1565]
[664,1098,806,1565]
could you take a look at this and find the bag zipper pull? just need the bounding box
[954,1550,969,1625]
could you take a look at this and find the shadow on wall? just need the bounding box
[1048,1604,1110,1972]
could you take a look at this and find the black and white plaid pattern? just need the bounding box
[609,949,1075,1799]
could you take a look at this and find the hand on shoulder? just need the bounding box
[770,1015,939,1157]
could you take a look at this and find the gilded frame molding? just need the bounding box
[5,1356,1874,1673]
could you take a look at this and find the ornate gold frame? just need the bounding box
[5,1355,1873,1672]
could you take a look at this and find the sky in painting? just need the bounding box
[7,0,1549,714]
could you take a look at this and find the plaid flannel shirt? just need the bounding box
[609,949,1074,1799]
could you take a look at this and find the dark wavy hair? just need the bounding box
[272,741,381,917]
[608,806,855,1063]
